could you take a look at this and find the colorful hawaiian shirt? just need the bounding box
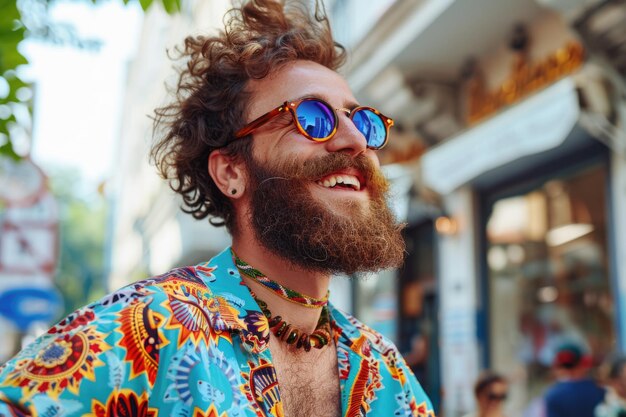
[0,247,434,417]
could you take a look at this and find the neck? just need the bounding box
[232,236,331,332]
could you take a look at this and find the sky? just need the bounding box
[20,0,143,197]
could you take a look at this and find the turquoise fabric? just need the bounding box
[0,247,434,416]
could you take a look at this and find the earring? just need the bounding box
[230,189,237,195]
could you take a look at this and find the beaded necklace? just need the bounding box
[254,294,332,351]
[233,251,329,308]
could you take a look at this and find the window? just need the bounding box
[486,164,614,412]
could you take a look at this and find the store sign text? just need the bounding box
[466,41,584,125]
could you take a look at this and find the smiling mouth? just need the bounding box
[315,173,363,191]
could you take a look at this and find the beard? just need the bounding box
[245,152,406,275]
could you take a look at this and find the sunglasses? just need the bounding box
[487,392,508,402]
[235,97,394,150]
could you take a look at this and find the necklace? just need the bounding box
[233,251,329,308]
[254,295,332,351]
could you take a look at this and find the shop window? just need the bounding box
[485,164,614,413]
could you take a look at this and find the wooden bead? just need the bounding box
[278,325,290,339]
[286,329,299,344]
[270,320,284,333]
[252,295,331,352]
[268,316,282,327]
[274,322,287,337]
[296,333,308,349]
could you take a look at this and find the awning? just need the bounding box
[420,77,600,194]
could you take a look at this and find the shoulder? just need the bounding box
[331,306,434,414]
[545,382,565,400]
[0,248,244,410]
[330,304,401,357]
[94,247,241,316]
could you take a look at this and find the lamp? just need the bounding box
[435,216,457,236]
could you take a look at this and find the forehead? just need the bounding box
[246,60,356,118]
[489,382,508,392]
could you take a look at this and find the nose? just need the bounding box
[323,111,368,156]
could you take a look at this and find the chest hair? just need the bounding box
[269,336,341,417]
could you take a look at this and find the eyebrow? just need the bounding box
[290,94,361,110]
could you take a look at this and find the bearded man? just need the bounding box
[0,1,434,416]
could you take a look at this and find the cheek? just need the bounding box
[279,135,328,162]
[253,130,316,163]
[368,151,381,169]
[250,136,276,166]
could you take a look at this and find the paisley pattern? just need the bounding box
[165,282,215,347]
[246,359,283,417]
[0,247,434,417]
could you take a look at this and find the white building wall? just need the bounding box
[438,187,481,417]
[110,0,231,290]
[610,127,626,350]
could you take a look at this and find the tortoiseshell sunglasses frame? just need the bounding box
[235,97,394,149]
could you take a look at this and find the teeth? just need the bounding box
[317,174,361,191]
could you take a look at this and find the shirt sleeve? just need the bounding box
[399,354,436,416]
[0,285,167,416]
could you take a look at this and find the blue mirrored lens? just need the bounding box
[296,100,335,139]
[352,109,387,148]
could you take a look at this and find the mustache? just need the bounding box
[261,153,379,184]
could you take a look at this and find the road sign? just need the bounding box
[0,183,59,276]
[0,157,46,207]
[0,285,63,331]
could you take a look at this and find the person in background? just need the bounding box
[462,371,509,417]
[544,343,606,417]
[595,356,626,417]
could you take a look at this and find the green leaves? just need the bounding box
[0,1,26,75]
[0,139,20,161]
[0,0,180,160]
[137,0,181,13]
[0,0,29,160]
[160,0,181,14]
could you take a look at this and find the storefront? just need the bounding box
[421,45,624,417]
[480,138,614,411]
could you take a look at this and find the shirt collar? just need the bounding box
[196,246,375,355]
[196,247,269,353]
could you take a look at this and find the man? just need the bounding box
[595,357,626,417]
[544,343,605,417]
[462,372,509,417]
[0,1,434,416]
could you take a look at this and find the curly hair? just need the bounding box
[151,0,346,233]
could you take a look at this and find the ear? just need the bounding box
[208,150,247,199]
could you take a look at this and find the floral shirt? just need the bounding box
[0,247,434,417]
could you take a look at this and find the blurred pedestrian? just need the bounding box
[462,371,509,417]
[595,356,626,417]
[544,343,605,417]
